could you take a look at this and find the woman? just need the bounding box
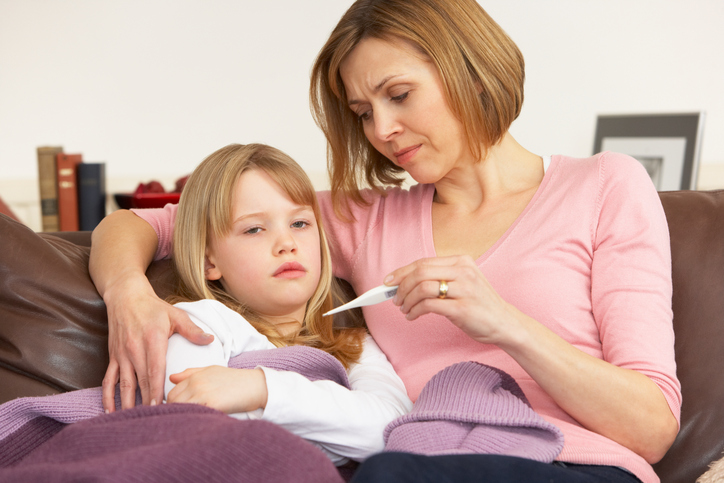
[89,0,680,481]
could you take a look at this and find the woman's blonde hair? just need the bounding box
[310,0,525,216]
[171,143,364,368]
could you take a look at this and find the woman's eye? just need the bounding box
[391,92,409,102]
[358,110,371,122]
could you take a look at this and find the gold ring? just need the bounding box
[438,280,449,299]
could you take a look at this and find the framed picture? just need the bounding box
[592,112,705,191]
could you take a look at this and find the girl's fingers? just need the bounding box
[169,367,204,383]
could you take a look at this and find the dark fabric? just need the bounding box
[0,215,176,404]
[349,453,641,483]
[653,190,724,483]
[0,403,343,483]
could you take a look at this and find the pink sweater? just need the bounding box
[135,152,681,483]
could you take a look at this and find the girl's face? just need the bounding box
[205,169,322,324]
[340,36,476,184]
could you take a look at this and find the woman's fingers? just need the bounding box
[392,256,476,308]
[385,256,462,287]
[101,360,120,413]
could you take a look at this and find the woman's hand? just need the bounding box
[101,276,213,412]
[167,366,268,414]
[90,209,213,413]
[385,255,519,346]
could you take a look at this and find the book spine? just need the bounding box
[77,163,107,231]
[56,153,83,231]
[36,146,64,232]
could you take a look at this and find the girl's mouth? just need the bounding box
[273,261,307,279]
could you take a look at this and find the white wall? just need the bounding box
[2,0,723,230]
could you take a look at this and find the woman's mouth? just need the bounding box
[273,261,307,279]
[393,145,421,166]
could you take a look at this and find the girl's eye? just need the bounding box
[291,220,310,229]
[244,227,262,235]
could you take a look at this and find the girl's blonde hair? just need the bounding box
[171,143,364,368]
[310,0,525,217]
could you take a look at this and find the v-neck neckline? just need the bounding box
[420,155,556,265]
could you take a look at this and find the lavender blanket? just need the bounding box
[0,346,349,483]
[384,361,565,462]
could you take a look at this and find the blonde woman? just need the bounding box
[90,1,679,481]
[160,143,411,466]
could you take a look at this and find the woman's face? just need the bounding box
[340,37,476,184]
[205,169,322,323]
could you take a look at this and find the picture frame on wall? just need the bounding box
[592,112,705,191]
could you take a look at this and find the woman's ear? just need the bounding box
[204,251,222,281]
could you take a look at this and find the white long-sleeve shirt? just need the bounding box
[165,299,412,465]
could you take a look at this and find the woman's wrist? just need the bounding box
[101,270,156,305]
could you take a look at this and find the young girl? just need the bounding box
[157,143,411,466]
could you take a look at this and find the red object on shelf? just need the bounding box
[114,176,188,210]
[114,192,181,209]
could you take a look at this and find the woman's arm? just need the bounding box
[386,255,678,464]
[89,209,211,412]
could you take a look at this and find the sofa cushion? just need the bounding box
[0,214,175,404]
[654,190,724,483]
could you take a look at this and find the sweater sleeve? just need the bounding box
[130,203,178,260]
[258,334,413,464]
[591,152,681,423]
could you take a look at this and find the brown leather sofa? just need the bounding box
[1,190,724,483]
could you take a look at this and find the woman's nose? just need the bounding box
[373,107,402,141]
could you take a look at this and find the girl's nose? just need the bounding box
[274,230,297,255]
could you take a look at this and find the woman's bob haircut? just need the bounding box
[310,0,525,216]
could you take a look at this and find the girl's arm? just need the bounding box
[258,335,412,464]
[165,300,276,415]
[89,209,210,412]
[165,303,412,464]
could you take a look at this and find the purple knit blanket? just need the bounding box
[384,361,565,463]
[0,345,349,482]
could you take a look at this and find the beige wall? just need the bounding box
[2,1,723,230]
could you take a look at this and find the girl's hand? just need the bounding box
[167,366,268,415]
[384,255,520,345]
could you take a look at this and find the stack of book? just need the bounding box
[37,146,107,232]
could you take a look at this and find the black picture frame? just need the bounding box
[593,112,705,191]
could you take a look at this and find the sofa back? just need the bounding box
[652,190,724,482]
[1,190,723,483]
